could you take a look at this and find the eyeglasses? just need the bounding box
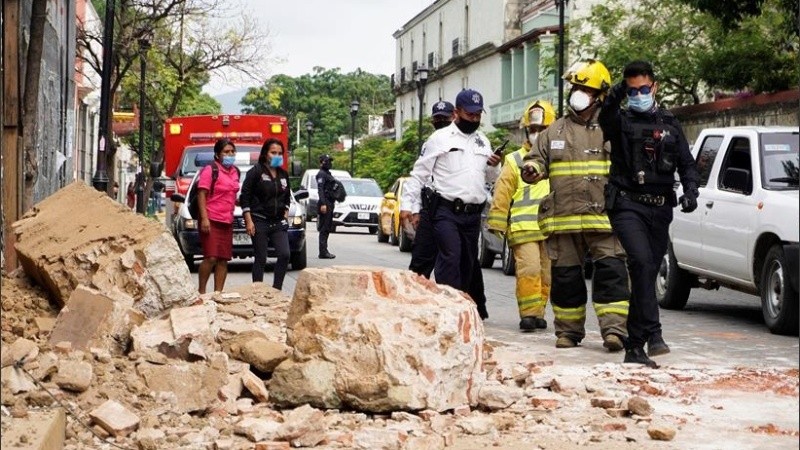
[627,85,653,96]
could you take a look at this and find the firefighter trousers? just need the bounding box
[545,232,630,342]
[512,240,551,319]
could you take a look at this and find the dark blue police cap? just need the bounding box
[455,89,484,113]
[431,101,455,117]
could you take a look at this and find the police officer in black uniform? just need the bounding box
[407,100,489,319]
[599,60,700,368]
[316,154,337,259]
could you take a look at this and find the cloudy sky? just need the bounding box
[204,0,435,95]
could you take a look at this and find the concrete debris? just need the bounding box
[1,267,797,450]
[270,267,484,413]
[12,182,197,316]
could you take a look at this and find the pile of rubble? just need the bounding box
[1,182,797,450]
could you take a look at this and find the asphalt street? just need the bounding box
[193,226,799,370]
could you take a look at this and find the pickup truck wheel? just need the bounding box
[656,243,692,310]
[761,245,799,335]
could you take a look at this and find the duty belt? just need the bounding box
[619,190,666,207]
[436,195,485,214]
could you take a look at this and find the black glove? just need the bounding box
[611,80,627,99]
[679,187,699,213]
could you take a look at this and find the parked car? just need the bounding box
[378,177,412,250]
[478,200,504,268]
[331,178,383,233]
[659,126,799,335]
[298,169,352,221]
[171,162,309,272]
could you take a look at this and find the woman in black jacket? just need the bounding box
[241,138,292,289]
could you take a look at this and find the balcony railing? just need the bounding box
[489,87,559,126]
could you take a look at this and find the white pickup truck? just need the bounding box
[657,126,799,335]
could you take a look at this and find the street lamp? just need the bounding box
[305,120,314,170]
[91,0,116,193]
[136,34,151,214]
[415,65,429,154]
[349,100,359,175]
[555,0,568,117]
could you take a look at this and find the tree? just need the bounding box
[79,0,271,196]
[241,68,395,153]
[21,0,48,212]
[572,0,710,105]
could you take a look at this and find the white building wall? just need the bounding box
[393,0,508,140]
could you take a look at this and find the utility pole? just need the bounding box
[556,0,567,118]
[92,0,116,193]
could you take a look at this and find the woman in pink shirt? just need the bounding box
[197,138,241,293]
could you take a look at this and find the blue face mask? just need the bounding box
[628,93,655,112]
[221,155,236,168]
[270,155,284,168]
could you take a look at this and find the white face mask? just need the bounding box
[569,90,593,112]
[528,133,539,146]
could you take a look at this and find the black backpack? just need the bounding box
[187,164,239,219]
[328,178,347,203]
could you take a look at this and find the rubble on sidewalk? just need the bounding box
[1,263,799,449]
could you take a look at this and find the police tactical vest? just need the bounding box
[621,110,681,187]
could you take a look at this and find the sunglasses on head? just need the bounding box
[627,85,653,96]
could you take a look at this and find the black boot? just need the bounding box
[519,316,537,331]
[624,347,658,368]
[318,253,336,259]
[534,317,548,329]
[476,304,489,320]
[647,334,671,357]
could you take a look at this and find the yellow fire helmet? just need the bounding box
[519,99,556,128]
[563,59,611,93]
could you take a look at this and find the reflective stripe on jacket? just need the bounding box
[524,110,612,234]
[487,147,549,246]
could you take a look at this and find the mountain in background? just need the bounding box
[213,88,249,114]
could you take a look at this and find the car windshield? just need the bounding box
[341,179,383,197]
[761,132,799,190]
[179,145,262,176]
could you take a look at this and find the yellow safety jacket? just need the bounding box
[523,109,612,235]
[488,147,550,246]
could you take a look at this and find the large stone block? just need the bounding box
[270,267,484,413]
[48,285,140,354]
[13,182,196,317]
[137,362,227,413]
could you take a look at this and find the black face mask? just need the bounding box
[432,119,451,130]
[456,118,480,134]
[321,161,331,170]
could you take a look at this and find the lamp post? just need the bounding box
[415,66,429,154]
[136,35,151,214]
[556,0,568,117]
[91,0,116,192]
[349,100,359,175]
[305,120,314,170]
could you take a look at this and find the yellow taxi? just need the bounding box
[377,176,413,251]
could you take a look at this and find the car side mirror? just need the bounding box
[294,189,309,201]
[722,167,752,194]
[171,193,186,203]
[384,192,396,200]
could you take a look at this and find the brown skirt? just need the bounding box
[200,220,233,260]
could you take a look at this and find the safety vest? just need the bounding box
[507,149,550,246]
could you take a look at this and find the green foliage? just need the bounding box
[573,0,799,103]
[241,68,395,153]
[700,0,799,92]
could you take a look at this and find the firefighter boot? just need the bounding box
[647,334,671,357]
[602,334,624,352]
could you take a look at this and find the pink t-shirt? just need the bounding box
[197,161,240,224]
